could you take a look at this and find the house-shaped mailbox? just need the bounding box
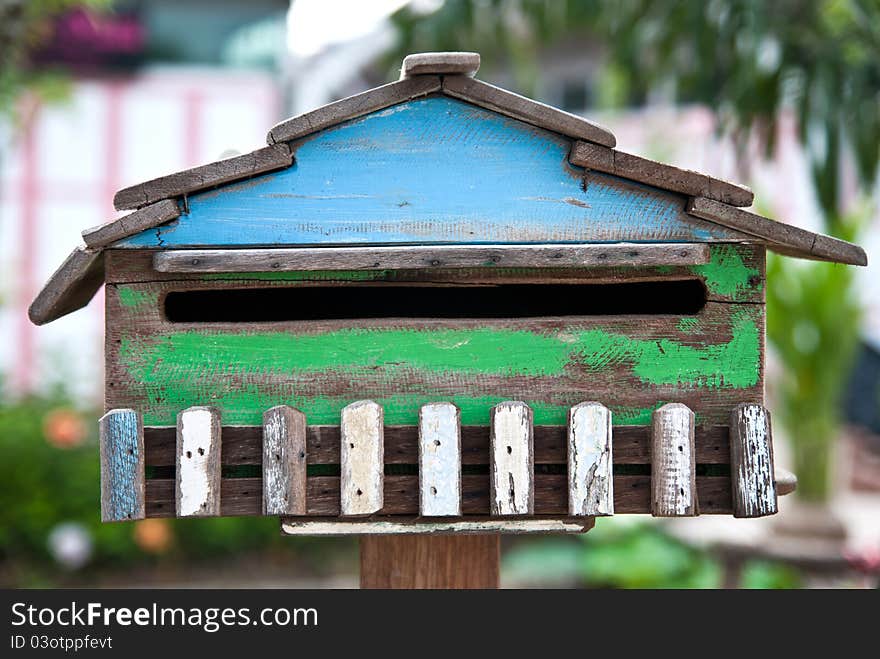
[31,52,867,536]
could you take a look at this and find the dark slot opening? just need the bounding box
[164,280,706,323]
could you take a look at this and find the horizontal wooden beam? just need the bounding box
[142,424,733,466]
[144,474,735,517]
[281,517,591,535]
[153,243,711,273]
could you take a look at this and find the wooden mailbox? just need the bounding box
[31,52,866,538]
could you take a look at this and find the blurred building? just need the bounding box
[1,1,288,401]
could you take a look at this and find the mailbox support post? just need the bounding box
[360,536,500,589]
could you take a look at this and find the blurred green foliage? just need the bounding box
[503,519,801,588]
[0,390,351,586]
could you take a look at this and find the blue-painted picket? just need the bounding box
[115,96,741,248]
[100,409,144,522]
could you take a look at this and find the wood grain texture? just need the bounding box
[29,246,104,325]
[175,406,222,517]
[153,243,712,273]
[262,405,307,515]
[83,199,181,249]
[283,518,591,535]
[267,76,441,144]
[143,474,736,517]
[360,536,499,588]
[104,243,767,305]
[687,197,867,266]
[99,409,145,522]
[401,52,480,78]
[490,402,534,515]
[143,423,733,466]
[106,281,764,429]
[114,97,746,249]
[567,402,613,516]
[443,75,616,147]
[340,400,384,516]
[571,141,754,207]
[652,403,698,517]
[418,403,461,516]
[113,144,292,210]
[729,404,777,517]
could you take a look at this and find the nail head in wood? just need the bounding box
[340,400,384,516]
[490,401,534,515]
[401,52,480,78]
[729,404,777,518]
[176,406,222,517]
[99,409,145,522]
[262,405,307,516]
[567,402,613,516]
[651,403,697,517]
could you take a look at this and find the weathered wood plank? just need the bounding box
[340,400,384,516]
[729,404,777,517]
[418,403,461,516]
[107,285,764,429]
[143,474,735,517]
[83,199,181,249]
[490,402,534,515]
[29,246,104,326]
[143,424,733,466]
[268,76,441,144]
[567,402,613,516]
[284,518,590,535]
[571,141,754,207]
[652,403,698,517]
[401,52,480,78]
[153,243,711,274]
[99,409,145,522]
[105,243,767,305]
[444,75,616,147]
[114,98,746,249]
[175,406,222,517]
[114,144,292,210]
[262,405,307,516]
[687,197,867,266]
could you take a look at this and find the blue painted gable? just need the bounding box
[115,96,740,248]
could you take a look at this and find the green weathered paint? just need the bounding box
[120,316,760,388]
[576,309,760,389]
[677,317,700,333]
[692,245,761,300]
[116,287,158,308]
[119,310,760,426]
[135,387,662,427]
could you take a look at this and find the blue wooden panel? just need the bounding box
[99,409,144,522]
[116,96,741,248]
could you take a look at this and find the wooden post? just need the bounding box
[360,536,500,589]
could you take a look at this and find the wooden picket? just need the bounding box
[99,398,793,531]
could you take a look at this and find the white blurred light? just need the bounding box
[287,0,441,58]
[47,522,93,570]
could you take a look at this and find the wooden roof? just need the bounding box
[30,51,866,325]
